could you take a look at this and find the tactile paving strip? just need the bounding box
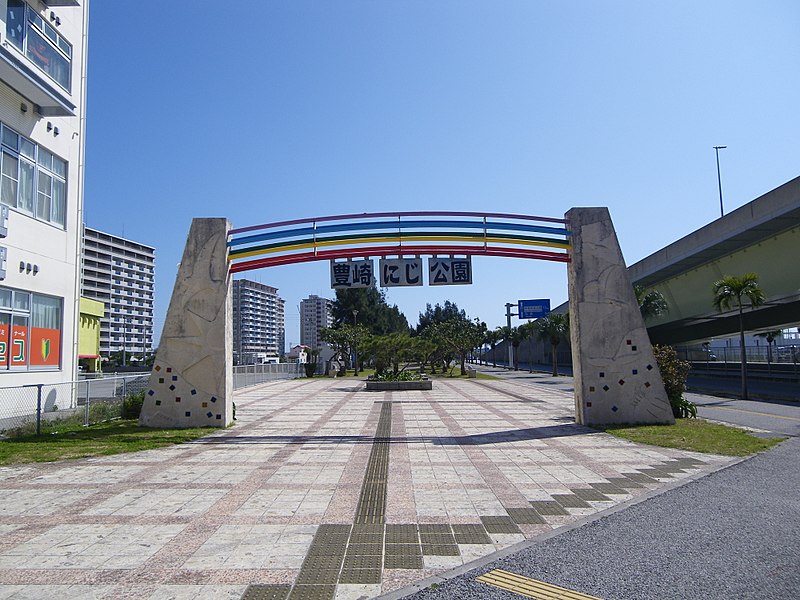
[241,585,291,600]
[354,402,392,524]
[477,569,603,599]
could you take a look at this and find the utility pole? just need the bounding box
[352,310,359,375]
[505,302,517,369]
[714,145,727,217]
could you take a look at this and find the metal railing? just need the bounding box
[233,362,307,389]
[0,373,151,435]
[675,345,799,369]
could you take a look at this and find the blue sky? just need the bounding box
[84,1,800,347]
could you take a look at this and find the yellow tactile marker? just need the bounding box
[476,569,603,599]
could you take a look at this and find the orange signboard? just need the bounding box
[30,327,60,367]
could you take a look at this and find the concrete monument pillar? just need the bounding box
[566,208,674,426]
[139,218,233,428]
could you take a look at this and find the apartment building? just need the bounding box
[232,279,285,364]
[300,294,333,350]
[81,226,155,361]
[0,1,89,388]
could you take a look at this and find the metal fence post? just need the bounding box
[122,376,127,399]
[36,384,43,435]
[85,380,91,426]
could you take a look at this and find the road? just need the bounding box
[690,393,800,438]
[477,364,800,438]
[397,437,800,600]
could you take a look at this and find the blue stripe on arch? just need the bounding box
[228,219,570,248]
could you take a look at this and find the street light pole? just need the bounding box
[352,310,359,375]
[714,145,727,217]
[505,302,517,369]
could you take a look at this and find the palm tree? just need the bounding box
[534,313,570,377]
[712,273,766,400]
[634,285,669,321]
[754,330,782,373]
[508,326,526,370]
[519,321,537,373]
[484,328,502,368]
[499,325,513,369]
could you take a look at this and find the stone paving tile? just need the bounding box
[0,376,732,598]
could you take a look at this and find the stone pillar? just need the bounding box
[566,208,674,426]
[139,218,233,428]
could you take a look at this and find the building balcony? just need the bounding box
[0,44,75,117]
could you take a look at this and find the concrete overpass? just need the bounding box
[629,176,800,345]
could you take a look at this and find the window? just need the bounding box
[0,287,62,370]
[0,124,67,228]
[6,0,72,91]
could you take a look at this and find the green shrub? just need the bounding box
[122,391,145,419]
[304,362,317,378]
[653,344,697,418]
[370,371,422,382]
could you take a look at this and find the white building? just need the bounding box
[300,294,333,350]
[81,227,155,362]
[0,1,89,389]
[232,279,285,364]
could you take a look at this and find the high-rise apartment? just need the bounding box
[232,279,285,364]
[0,1,89,387]
[81,227,155,360]
[300,294,333,350]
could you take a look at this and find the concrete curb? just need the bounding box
[376,450,754,600]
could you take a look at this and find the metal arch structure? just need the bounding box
[139,209,675,430]
[227,210,572,272]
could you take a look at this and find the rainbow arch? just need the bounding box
[228,211,571,272]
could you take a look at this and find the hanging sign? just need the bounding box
[428,257,472,286]
[518,299,551,319]
[379,258,423,287]
[330,259,374,289]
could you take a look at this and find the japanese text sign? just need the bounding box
[428,257,472,286]
[379,258,423,287]
[330,259,374,289]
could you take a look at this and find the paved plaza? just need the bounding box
[0,375,734,599]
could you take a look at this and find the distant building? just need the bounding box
[300,294,333,350]
[232,279,285,364]
[81,227,155,361]
[286,344,308,364]
[0,1,90,390]
[77,297,103,372]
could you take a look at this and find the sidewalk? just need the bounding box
[0,375,735,599]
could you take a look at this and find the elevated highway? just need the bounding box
[629,176,800,345]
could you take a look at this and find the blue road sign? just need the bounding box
[518,299,551,320]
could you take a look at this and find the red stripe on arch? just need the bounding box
[229,244,570,272]
[229,210,569,235]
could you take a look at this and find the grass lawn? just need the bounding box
[427,370,499,380]
[0,419,213,466]
[598,418,784,456]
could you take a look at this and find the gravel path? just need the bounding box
[397,437,800,600]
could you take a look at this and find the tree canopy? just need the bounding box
[533,312,570,376]
[331,287,409,335]
[634,285,669,321]
[416,301,467,333]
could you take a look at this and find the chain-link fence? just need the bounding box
[233,362,308,389]
[0,365,315,435]
[0,373,151,435]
